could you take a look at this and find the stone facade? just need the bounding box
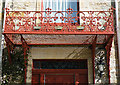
[4,0,117,84]
[80,0,111,11]
[0,0,3,84]
[6,0,36,11]
[110,39,117,83]
[6,0,112,11]
[117,1,120,83]
[118,1,120,24]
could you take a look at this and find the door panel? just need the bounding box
[45,73,74,85]
[32,74,40,85]
[78,74,88,84]
[32,73,88,85]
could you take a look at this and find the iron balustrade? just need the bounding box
[4,8,114,34]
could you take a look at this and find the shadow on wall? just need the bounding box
[65,47,90,59]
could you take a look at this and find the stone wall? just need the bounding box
[118,1,120,24]
[6,0,36,11]
[117,1,120,83]
[6,0,112,11]
[0,0,3,84]
[110,39,117,83]
[80,0,111,11]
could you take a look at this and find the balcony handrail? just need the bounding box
[4,7,114,12]
[4,7,114,34]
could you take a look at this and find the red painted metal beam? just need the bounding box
[3,32,115,35]
[21,35,29,49]
[15,43,104,46]
[92,35,97,84]
[104,35,114,47]
[105,36,113,84]
[21,35,29,84]
[4,34,14,64]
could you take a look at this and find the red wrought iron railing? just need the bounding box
[4,8,114,34]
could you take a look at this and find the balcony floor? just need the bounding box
[5,34,113,45]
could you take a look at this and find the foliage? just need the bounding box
[2,47,29,84]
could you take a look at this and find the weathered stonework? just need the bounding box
[110,39,117,83]
[6,0,36,11]
[80,0,111,11]
[119,2,120,23]
[117,1,120,83]
[0,0,2,84]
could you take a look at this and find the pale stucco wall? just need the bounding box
[6,0,112,11]
[118,0,120,29]
[117,1,120,83]
[80,0,111,11]
[26,47,93,84]
[110,38,117,83]
[6,0,36,11]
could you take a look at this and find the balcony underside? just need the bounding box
[4,34,114,45]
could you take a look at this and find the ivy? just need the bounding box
[2,47,30,84]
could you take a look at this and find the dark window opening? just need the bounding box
[33,59,87,69]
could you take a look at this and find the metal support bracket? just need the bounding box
[4,34,14,64]
[92,35,97,84]
[21,34,29,84]
[105,35,113,83]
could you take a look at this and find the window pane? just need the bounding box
[33,60,87,69]
[41,0,78,23]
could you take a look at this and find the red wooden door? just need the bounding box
[32,71,88,85]
[32,59,88,85]
[45,73,74,85]
[32,74,40,85]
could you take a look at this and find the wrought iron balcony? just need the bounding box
[3,8,114,84]
[4,8,114,35]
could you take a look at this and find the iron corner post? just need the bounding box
[21,35,29,84]
[92,35,97,84]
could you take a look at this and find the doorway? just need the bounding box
[32,59,88,85]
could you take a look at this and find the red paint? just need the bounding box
[105,36,113,83]
[32,69,88,85]
[4,8,114,35]
[21,35,29,84]
[41,0,43,11]
[32,74,40,85]
[92,35,97,84]
[3,7,115,84]
[3,31,114,35]
[4,34,15,64]
[7,45,12,64]
[15,43,103,46]
[32,59,88,84]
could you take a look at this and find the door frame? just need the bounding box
[32,59,88,84]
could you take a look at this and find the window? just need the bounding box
[33,59,87,69]
[38,0,79,23]
[40,0,78,11]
